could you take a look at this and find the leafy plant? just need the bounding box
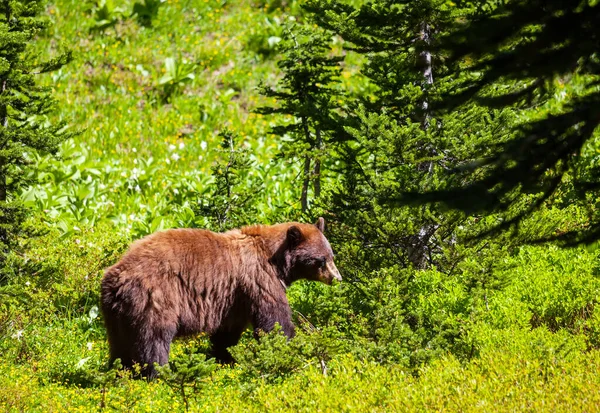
[90,0,127,33]
[132,0,165,27]
[246,16,284,59]
[157,57,196,103]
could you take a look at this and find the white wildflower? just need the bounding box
[77,357,90,369]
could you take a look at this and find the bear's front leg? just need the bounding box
[210,325,246,364]
[251,295,295,339]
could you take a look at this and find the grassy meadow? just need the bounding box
[2,0,600,411]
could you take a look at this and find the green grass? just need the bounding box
[26,0,301,237]
[3,346,600,412]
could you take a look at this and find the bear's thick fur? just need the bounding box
[101,218,341,377]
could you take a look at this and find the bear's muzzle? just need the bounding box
[324,261,342,284]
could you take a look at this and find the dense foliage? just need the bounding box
[399,0,600,244]
[0,0,73,266]
[1,0,599,411]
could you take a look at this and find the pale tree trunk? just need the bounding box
[301,156,311,212]
[312,128,322,199]
[408,21,439,269]
[300,115,312,212]
[0,78,7,246]
[0,78,7,203]
[0,170,5,202]
[419,22,433,132]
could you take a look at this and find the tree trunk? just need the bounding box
[0,79,7,246]
[409,21,438,269]
[0,168,6,249]
[419,22,433,132]
[0,172,5,202]
[300,115,312,211]
[301,156,311,211]
[0,78,7,204]
[313,128,322,199]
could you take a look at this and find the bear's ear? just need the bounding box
[286,225,304,247]
[315,217,325,233]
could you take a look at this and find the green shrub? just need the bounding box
[488,246,600,334]
[157,347,216,412]
[230,325,344,383]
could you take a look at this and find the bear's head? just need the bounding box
[281,217,342,286]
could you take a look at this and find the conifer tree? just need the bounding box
[305,0,515,268]
[257,23,344,211]
[0,0,73,259]
[300,0,519,365]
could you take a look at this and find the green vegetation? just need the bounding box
[1,0,600,411]
[0,0,73,265]
[397,0,600,244]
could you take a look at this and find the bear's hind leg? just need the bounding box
[103,312,134,369]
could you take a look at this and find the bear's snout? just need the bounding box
[320,260,342,284]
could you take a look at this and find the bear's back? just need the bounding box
[112,228,252,278]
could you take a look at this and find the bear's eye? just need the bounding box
[318,258,326,269]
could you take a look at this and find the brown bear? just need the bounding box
[101,217,341,378]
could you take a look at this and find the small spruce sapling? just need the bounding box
[156,347,216,412]
[195,129,260,231]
